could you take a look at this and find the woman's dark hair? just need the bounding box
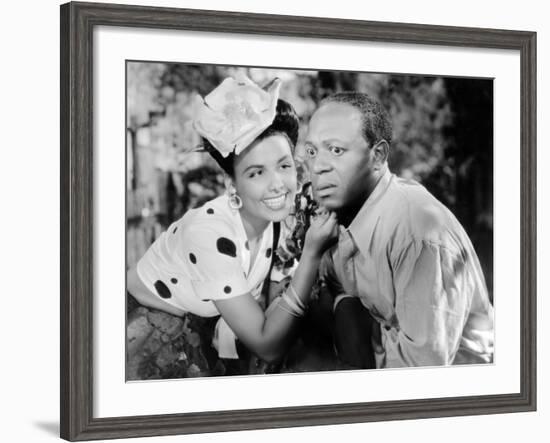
[203,99,299,176]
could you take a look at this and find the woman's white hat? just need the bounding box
[193,74,282,158]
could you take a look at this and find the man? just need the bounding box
[304,92,494,368]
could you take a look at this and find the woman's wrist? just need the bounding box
[301,245,324,262]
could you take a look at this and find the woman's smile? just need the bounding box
[262,193,288,210]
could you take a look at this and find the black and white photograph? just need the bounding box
[54,1,537,441]
[125,62,495,380]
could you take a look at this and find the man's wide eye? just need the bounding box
[305,147,317,158]
[329,146,344,156]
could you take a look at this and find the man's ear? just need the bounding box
[372,139,389,169]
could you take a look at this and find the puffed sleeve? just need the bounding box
[384,239,472,367]
[180,220,249,302]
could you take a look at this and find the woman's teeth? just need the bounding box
[263,194,286,210]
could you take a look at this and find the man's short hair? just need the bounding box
[321,92,393,147]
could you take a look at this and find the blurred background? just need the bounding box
[126,61,493,300]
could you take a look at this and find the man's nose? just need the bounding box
[311,150,333,175]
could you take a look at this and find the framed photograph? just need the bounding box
[60,1,536,441]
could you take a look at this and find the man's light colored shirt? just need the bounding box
[321,169,494,368]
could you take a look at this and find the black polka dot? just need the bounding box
[189,253,197,264]
[172,226,178,234]
[170,278,178,284]
[224,286,232,294]
[154,280,172,299]
[217,237,237,257]
[266,248,272,258]
[245,241,249,250]
[206,208,214,214]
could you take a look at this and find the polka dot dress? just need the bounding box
[136,194,274,317]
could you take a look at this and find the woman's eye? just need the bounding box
[249,170,263,178]
[329,146,344,156]
[280,163,293,170]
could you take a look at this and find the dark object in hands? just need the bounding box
[274,181,319,270]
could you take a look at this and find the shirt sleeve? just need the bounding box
[385,239,472,367]
[180,221,249,302]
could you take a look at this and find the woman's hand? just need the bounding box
[302,210,338,259]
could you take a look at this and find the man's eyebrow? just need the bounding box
[304,138,345,148]
[322,137,346,144]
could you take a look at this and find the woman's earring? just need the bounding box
[228,187,243,210]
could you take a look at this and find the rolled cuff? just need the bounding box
[333,293,355,311]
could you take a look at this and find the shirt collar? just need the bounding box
[345,167,393,255]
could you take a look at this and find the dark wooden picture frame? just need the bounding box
[60,1,537,440]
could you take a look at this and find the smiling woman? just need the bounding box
[233,135,297,241]
[127,74,339,375]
